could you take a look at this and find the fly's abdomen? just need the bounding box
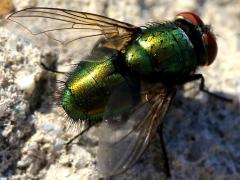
[61,48,129,121]
[125,23,198,81]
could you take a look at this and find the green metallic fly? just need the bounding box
[7,8,231,177]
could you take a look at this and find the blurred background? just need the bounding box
[0,0,239,179]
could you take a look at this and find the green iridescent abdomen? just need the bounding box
[61,48,132,121]
[125,23,197,82]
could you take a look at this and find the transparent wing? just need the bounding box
[97,81,175,176]
[7,7,139,49]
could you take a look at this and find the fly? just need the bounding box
[7,8,232,177]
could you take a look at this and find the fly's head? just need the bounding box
[175,12,217,66]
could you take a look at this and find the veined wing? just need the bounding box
[97,81,176,176]
[7,7,139,49]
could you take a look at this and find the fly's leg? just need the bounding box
[65,125,91,150]
[184,74,232,102]
[157,124,171,178]
[65,121,99,150]
[40,61,66,74]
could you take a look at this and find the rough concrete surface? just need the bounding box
[0,0,240,179]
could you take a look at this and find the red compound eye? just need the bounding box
[175,12,204,27]
[175,12,218,65]
[203,31,218,65]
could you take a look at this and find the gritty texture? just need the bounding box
[0,0,240,180]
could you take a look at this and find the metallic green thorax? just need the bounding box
[125,22,197,82]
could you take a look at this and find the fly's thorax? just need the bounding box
[61,48,128,122]
[125,23,198,82]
